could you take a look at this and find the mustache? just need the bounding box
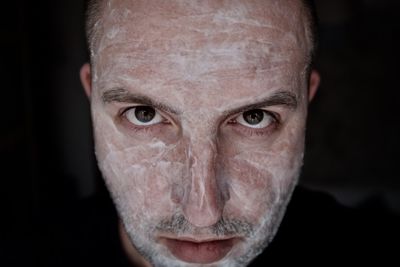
[155,213,254,237]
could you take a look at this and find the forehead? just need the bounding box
[92,0,309,102]
[94,0,308,54]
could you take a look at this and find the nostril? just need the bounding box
[217,178,231,203]
[221,187,230,203]
[171,184,184,204]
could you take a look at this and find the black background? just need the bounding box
[1,0,400,265]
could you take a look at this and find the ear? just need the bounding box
[308,69,320,102]
[80,63,92,98]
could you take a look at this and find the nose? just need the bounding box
[181,139,226,228]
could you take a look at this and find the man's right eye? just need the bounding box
[124,106,165,126]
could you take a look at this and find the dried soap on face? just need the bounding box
[82,0,316,266]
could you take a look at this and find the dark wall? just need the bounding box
[303,0,400,212]
[1,1,35,265]
[2,0,400,264]
[2,1,95,265]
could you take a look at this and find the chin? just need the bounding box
[120,193,291,267]
[114,166,300,267]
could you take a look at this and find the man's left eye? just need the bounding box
[125,106,164,126]
[236,109,274,129]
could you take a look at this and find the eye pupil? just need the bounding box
[135,106,156,123]
[243,109,264,125]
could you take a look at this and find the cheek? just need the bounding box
[93,120,188,220]
[221,138,304,223]
[100,148,187,218]
[221,157,275,219]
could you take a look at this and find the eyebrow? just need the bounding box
[102,88,180,114]
[222,90,298,118]
[101,88,298,116]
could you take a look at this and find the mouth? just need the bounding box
[159,236,239,264]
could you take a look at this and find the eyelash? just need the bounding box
[227,110,280,137]
[118,106,280,136]
[119,106,171,133]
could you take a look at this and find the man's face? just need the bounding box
[86,0,313,266]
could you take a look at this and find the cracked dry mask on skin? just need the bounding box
[87,0,314,266]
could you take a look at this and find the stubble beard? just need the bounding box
[110,175,299,267]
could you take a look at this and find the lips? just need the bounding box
[160,237,237,264]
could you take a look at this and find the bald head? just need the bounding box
[84,0,318,68]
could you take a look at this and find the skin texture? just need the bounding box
[80,0,320,266]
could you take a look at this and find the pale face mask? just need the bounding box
[87,0,312,266]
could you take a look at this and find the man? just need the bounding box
[78,0,318,266]
[69,0,392,266]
